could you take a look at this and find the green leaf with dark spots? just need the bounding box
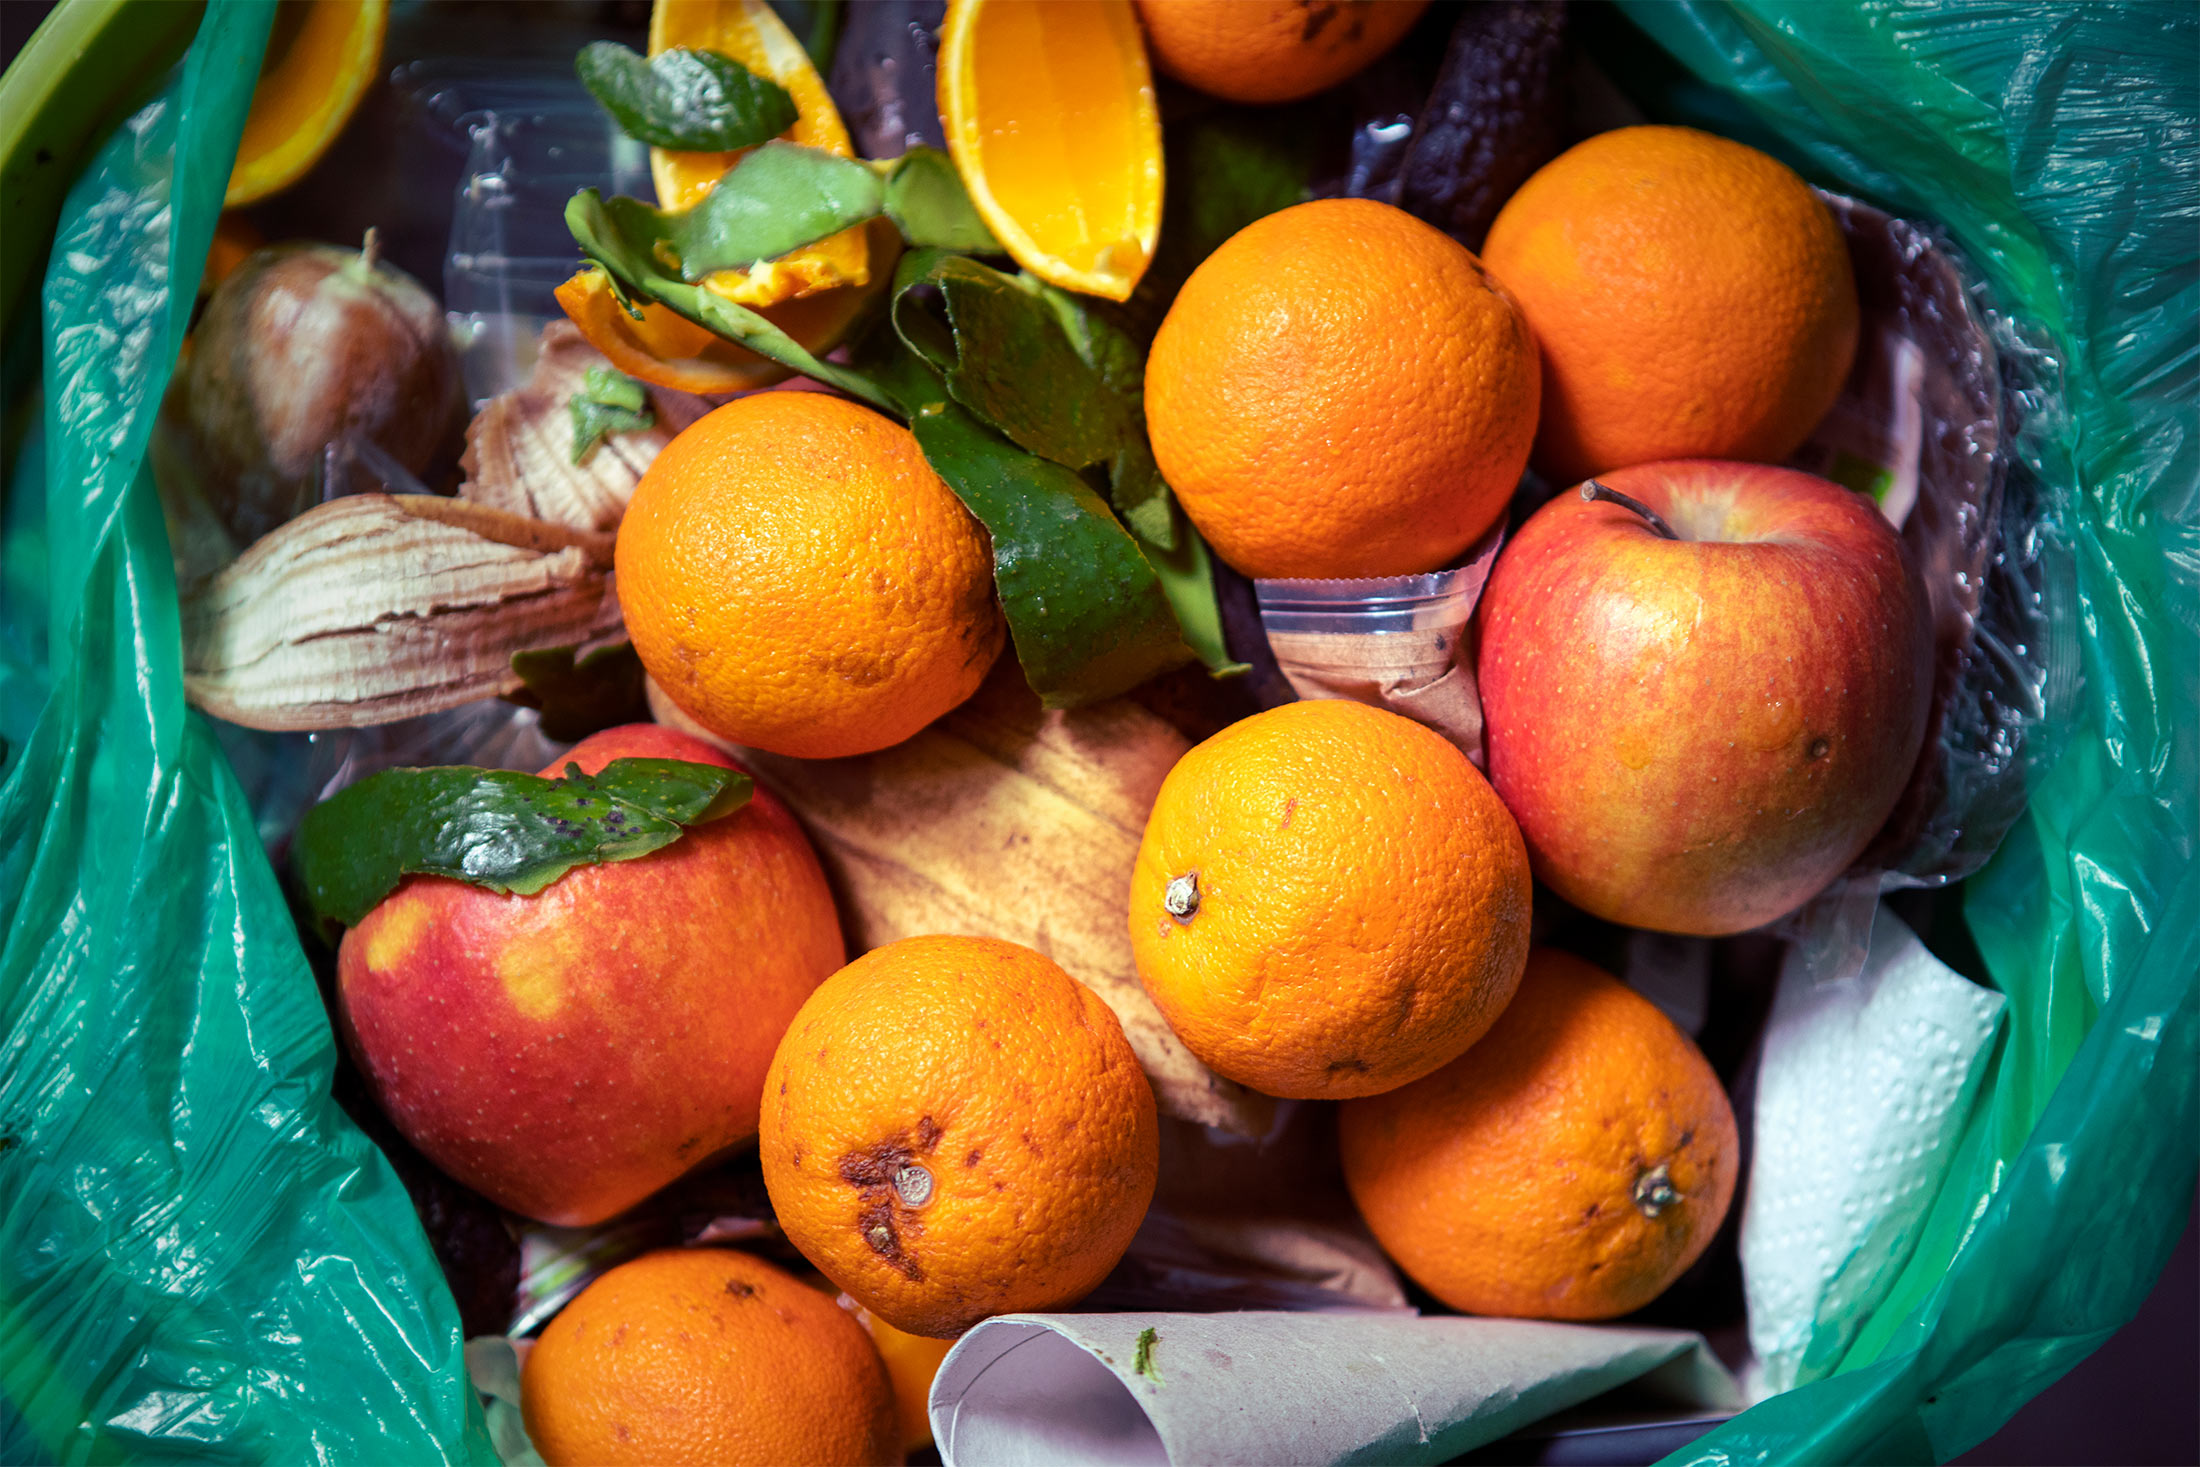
[576,42,797,152]
[297,758,753,930]
[568,366,655,462]
[1134,1326,1162,1382]
[505,642,651,741]
[882,147,1000,253]
[596,141,886,283]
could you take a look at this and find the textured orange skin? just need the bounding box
[1128,700,1532,1099]
[1134,0,1429,104]
[1481,125,1859,484]
[1340,949,1740,1321]
[617,393,1005,759]
[1145,199,1539,579]
[1477,461,1933,935]
[522,1248,897,1467]
[336,725,843,1226]
[760,936,1159,1338]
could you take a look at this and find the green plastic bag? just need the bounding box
[1604,4,2199,1463]
[0,4,492,1461]
[0,3,2190,1465]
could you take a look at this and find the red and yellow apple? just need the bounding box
[1477,460,1932,935]
[335,724,843,1225]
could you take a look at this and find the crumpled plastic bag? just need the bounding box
[1606,3,2199,1462]
[0,4,492,1461]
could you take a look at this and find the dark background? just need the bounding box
[1,3,2192,1463]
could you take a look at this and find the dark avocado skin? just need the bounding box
[1398,1,1572,252]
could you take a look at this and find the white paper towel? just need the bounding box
[929,1312,1740,1466]
[1741,904,2006,1397]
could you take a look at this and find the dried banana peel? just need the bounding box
[183,494,623,730]
[459,320,718,533]
[649,664,1276,1138]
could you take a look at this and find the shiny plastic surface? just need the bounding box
[0,4,492,1461]
[1614,3,2198,1462]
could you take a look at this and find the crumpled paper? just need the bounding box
[1741,904,2007,1397]
[1254,525,1504,765]
[929,1311,1741,1466]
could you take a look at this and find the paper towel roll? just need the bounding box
[928,1312,1740,1466]
[1741,903,2006,1396]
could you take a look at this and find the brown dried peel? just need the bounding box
[182,494,623,730]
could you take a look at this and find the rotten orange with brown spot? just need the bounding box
[759,935,1158,1337]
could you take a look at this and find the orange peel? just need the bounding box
[648,0,870,307]
[937,0,1162,302]
[226,0,389,207]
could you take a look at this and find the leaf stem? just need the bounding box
[1580,479,1680,540]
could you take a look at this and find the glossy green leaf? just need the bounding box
[296,758,753,929]
[847,325,1193,704]
[567,366,655,463]
[566,192,899,412]
[575,42,796,152]
[882,147,1000,252]
[595,141,884,282]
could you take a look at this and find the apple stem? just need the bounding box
[1581,480,1680,541]
[360,226,382,273]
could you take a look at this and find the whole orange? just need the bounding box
[1340,948,1740,1320]
[616,392,1004,759]
[1145,198,1539,579]
[1481,124,1859,483]
[760,935,1159,1338]
[521,1248,897,1466]
[1135,0,1429,104]
[336,724,842,1226]
[1128,699,1531,1099]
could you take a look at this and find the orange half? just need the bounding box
[649,0,870,306]
[226,0,389,206]
[937,0,1162,301]
[556,218,900,395]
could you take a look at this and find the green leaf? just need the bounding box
[596,141,886,282]
[296,758,754,930]
[568,365,655,462]
[891,250,1131,475]
[567,192,900,412]
[848,326,1193,705]
[882,147,1000,253]
[575,42,797,152]
[505,641,651,741]
[1133,1326,1162,1382]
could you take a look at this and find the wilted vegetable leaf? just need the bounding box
[576,42,797,152]
[567,366,655,462]
[296,757,752,929]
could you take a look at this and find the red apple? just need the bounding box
[1477,461,1932,935]
[336,724,843,1225]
